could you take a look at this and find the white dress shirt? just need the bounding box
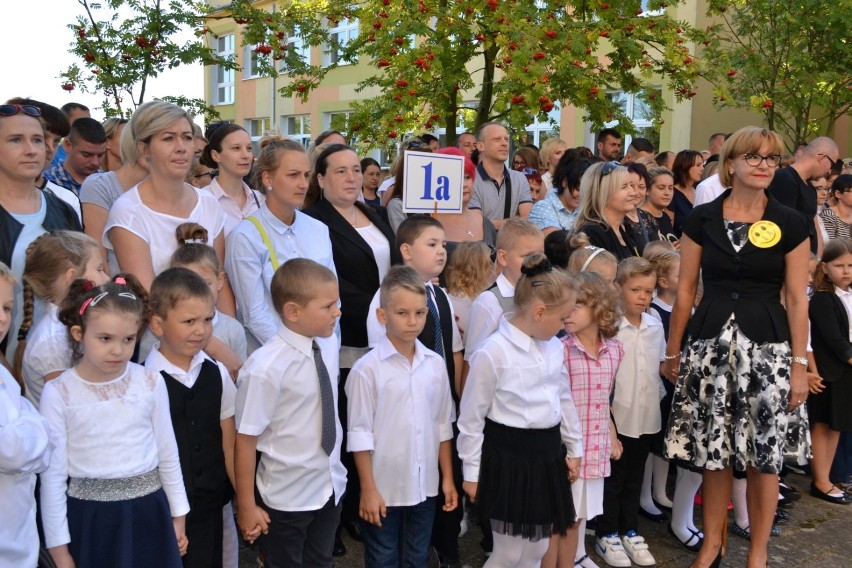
[346,337,455,507]
[0,368,49,568]
[22,304,71,407]
[611,314,667,438]
[225,205,337,350]
[463,272,515,361]
[144,348,237,420]
[203,178,265,237]
[694,173,726,207]
[235,325,346,511]
[458,316,583,482]
[39,364,189,548]
[365,284,463,353]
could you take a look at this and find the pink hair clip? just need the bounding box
[78,297,94,316]
[114,277,127,285]
[82,281,95,292]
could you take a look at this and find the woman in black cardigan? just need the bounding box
[808,238,852,505]
[662,127,810,568]
[302,144,400,552]
[571,160,639,260]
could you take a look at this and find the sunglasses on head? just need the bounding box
[0,104,42,118]
[600,160,620,178]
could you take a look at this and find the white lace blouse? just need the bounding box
[39,363,189,547]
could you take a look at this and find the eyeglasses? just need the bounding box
[513,159,527,167]
[741,153,782,167]
[0,104,42,118]
[600,160,620,178]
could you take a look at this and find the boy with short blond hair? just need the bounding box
[233,259,346,568]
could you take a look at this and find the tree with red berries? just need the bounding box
[704,0,850,147]
[228,0,705,146]
[62,0,236,118]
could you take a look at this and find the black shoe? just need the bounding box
[779,483,801,502]
[342,520,364,542]
[777,494,796,508]
[774,508,791,524]
[652,498,672,512]
[667,523,702,551]
[639,506,667,523]
[710,550,723,568]
[332,535,346,557]
[810,482,852,505]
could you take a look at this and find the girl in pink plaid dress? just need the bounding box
[543,272,623,568]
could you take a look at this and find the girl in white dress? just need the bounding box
[40,274,189,568]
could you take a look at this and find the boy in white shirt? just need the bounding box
[234,259,346,568]
[596,258,666,568]
[347,266,458,567]
[464,218,545,358]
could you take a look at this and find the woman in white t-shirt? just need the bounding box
[104,101,234,315]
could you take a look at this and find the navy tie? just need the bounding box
[426,286,445,357]
[312,341,336,455]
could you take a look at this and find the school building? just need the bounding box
[203,0,850,162]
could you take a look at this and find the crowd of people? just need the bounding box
[1,96,852,568]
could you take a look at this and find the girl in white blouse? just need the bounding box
[458,253,584,567]
[40,274,189,568]
[0,262,50,568]
[16,231,109,407]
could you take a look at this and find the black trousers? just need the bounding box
[184,500,224,568]
[338,368,361,524]
[431,426,464,561]
[259,494,343,568]
[596,432,656,537]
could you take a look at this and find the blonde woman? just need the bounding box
[540,138,568,191]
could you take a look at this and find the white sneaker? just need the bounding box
[621,531,656,566]
[595,534,631,568]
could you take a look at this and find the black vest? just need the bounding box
[162,359,231,513]
[419,286,456,401]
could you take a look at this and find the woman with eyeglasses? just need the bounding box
[663,126,810,568]
[80,111,149,270]
[819,174,852,240]
[570,161,638,261]
[0,104,81,362]
[512,146,540,173]
[670,150,705,237]
[529,155,588,235]
[186,160,214,188]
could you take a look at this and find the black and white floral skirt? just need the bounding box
[665,316,810,474]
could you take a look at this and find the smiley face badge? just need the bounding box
[748,220,782,248]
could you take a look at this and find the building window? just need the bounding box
[280,26,310,70]
[244,45,264,79]
[213,34,235,105]
[245,118,271,153]
[283,115,312,148]
[606,90,659,152]
[517,103,562,149]
[323,15,358,67]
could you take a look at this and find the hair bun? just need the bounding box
[521,257,554,278]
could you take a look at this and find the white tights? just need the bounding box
[486,531,551,567]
